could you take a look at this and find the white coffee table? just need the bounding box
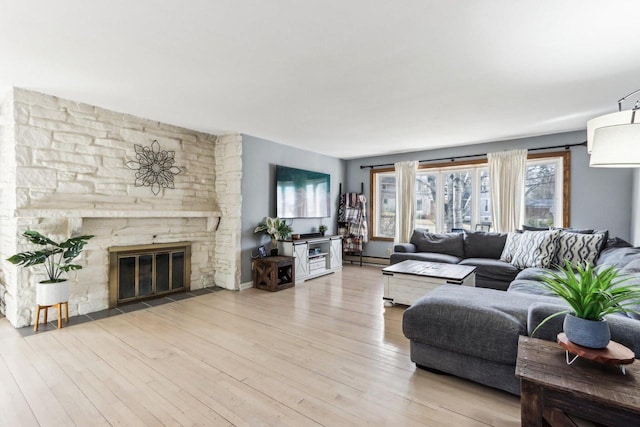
[382,260,476,306]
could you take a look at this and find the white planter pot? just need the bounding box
[36,280,70,306]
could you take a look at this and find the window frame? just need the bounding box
[369,151,570,241]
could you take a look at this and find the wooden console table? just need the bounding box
[253,256,295,292]
[516,336,640,427]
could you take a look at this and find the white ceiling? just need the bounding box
[1,1,640,159]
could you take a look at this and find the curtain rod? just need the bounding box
[359,141,587,170]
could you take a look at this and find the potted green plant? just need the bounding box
[7,230,94,306]
[533,261,640,348]
[318,224,328,236]
[254,217,292,255]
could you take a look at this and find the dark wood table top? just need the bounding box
[516,336,640,414]
[382,260,476,281]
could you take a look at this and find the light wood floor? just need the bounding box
[0,265,520,426]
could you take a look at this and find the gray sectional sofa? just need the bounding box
[397,230,640,395]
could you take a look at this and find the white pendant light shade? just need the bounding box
[589,123,640,167]
[586,110,636,153]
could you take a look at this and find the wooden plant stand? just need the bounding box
[557,332,635,373]
[253,256,295,292]
[34,302,69,332]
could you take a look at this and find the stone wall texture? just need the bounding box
[0,88,242,327]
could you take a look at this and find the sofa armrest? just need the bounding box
[528,303,640,356]
[527,303,567,342]
[394,243,416,253]
[607,315,640,356]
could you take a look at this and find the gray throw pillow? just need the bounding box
[409,230,464,258]
[510,230,561,269]
[464,231,508,259]
[552,231,606,268]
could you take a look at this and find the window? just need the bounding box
[370,152,569,240]
[524,157,564,228]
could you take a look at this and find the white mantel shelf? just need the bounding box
[12,209,222,218]
[6,209,223,232]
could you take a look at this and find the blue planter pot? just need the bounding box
[563,313,610,349]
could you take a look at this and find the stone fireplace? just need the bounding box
[0,88,242,328]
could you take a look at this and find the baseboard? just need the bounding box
[343,255,390,266]
[239,281,254,291]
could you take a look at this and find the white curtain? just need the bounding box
[394,160,418,243]
[488,149,527,233]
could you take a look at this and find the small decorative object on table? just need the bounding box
[257,246,267,258]
[254,217,292,256]
[532,261,640,349]
[318,224,328,237]
[7,230,94,331]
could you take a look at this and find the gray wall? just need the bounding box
[345,130,634,258]
[632,169,640,246]
[240,134,346,284]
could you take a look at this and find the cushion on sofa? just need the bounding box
[617,261,640,320]
[596,246,640,268]
[514,267,554,281]
[521,225,549,231]
[393,243,416,253]
[508,279,558,296]
[510,230,561,269]
[500,232,523,263]
[410,230,464,258]
[551,231,606,268]
[463,231,508,259]
[402,285,561,364]
[459,258,519,291]
[389,252,462,265]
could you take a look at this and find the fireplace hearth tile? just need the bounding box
[118,302,151,313]
[189,288,214,296]
[145,297,173,307]
[167,292,192,301]
[87,308,125,320]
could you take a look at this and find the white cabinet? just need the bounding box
[282,236,342,283]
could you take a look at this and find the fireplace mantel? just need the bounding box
[11,209,223,232]
[13,209,222,218]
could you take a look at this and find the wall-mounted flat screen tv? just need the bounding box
[276,165,330,218]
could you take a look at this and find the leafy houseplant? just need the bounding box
[254,217,292,252]
[7,230,94,306]
[318,224,328,236]
[8,230,95,282]
[533,261,640,348]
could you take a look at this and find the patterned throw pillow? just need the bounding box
[500,232,523,263]
[552,231,605,268]
[510,230,561,269]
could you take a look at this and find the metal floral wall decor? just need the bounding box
[125,140,182,196]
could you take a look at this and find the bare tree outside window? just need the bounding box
[415,173,437,231]
[524,162,557,228]
[444,171,472,231]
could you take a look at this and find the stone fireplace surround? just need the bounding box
[0,88,242,328]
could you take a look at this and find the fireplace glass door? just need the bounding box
[109,243,191,307]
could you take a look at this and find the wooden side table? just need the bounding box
[253,256,295,292]
[516,336,640,427]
